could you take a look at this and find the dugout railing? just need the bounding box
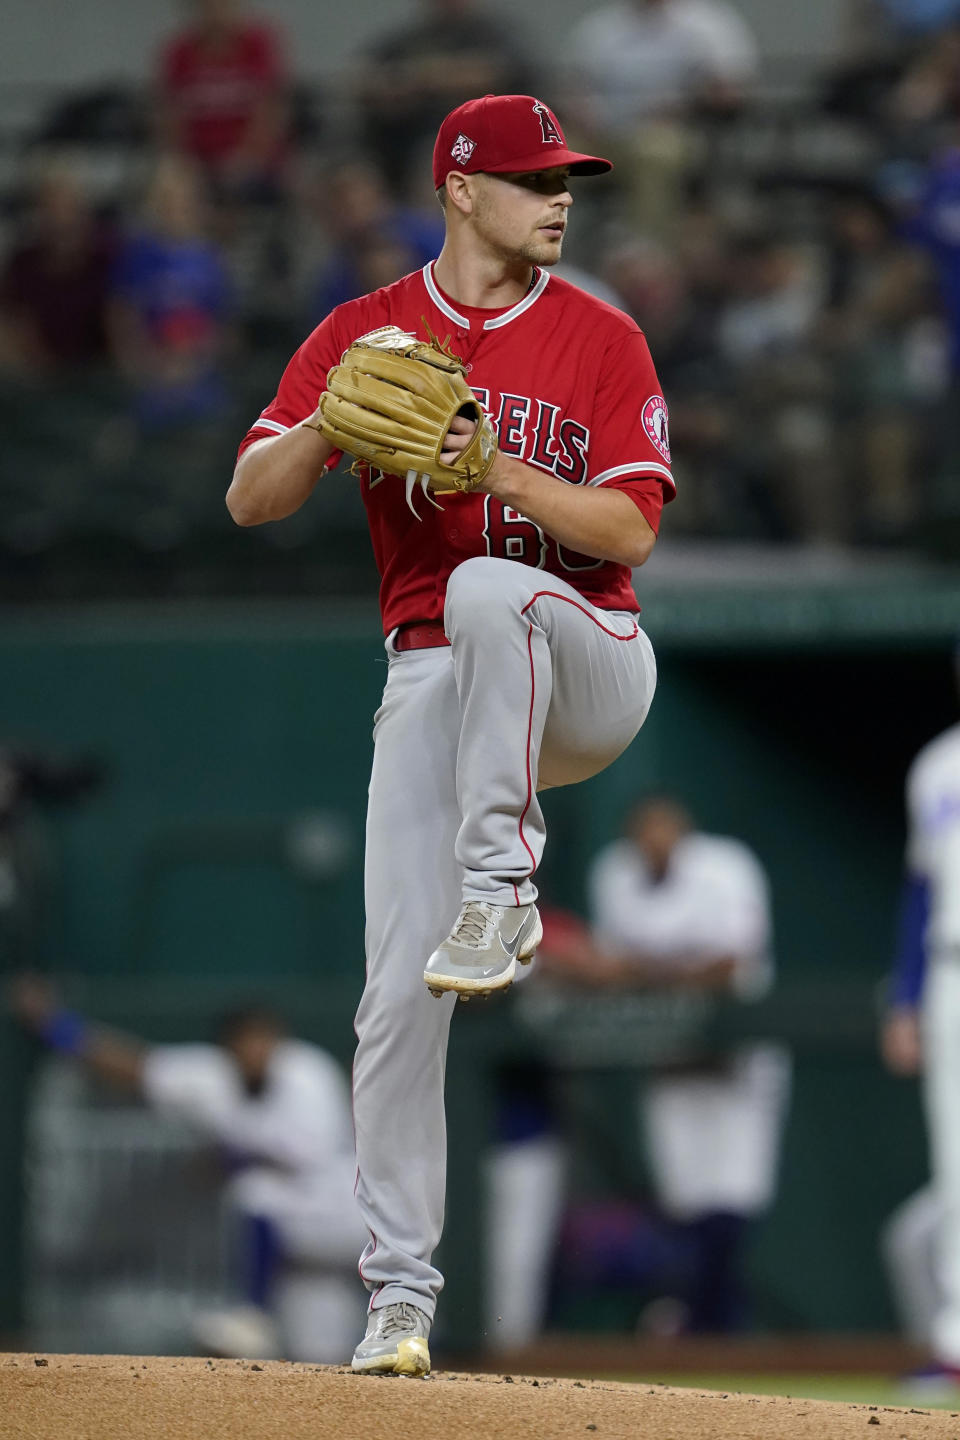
[9,967,925,1356]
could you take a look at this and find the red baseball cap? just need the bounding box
[432,94,612,190]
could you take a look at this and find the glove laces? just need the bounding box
[404,469,444,518]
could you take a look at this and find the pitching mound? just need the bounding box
[4,1353,959,1439]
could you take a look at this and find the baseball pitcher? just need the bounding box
[228,93,675,1374]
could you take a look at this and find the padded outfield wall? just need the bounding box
[0,575,958,1345]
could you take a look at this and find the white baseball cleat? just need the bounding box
[424,901,542,997]
[351,1301,432,1376]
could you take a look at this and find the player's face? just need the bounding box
[470,168,573,267]
[226,1022,281,1094]
[631,802,689,876]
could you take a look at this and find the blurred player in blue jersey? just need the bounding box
[880,645,960,1386]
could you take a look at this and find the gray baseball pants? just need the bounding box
[352,556,657,1317]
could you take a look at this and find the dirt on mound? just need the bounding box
[3,1353,959,1440]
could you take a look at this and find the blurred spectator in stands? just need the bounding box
[890,23,960,129]
[822,0,953,123]
[551,259,627,308]
[901,143,960,376]
[612,219,837,544]
[876,0,960,28]
[572,0,758,127]
[825,188,908,315]
[542,795,790,1334]
[355,0,534,199]
[837,0,960,73]
[712,229,847,544]
[603,233,720,382]
[717,232,820,366]
[568,0,758,237]
[349,237,425,302]
[107,157,234,429]
[600,229,749,536]
[0,165,114,378]
[821,188,943,543]
[156,0,291,202]
[305,159,444,321]
[9,981,367,1363]
[301,156,622,318]
[898,141,960,545]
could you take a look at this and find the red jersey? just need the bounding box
[238,263,675,633]
[159,23,285,166]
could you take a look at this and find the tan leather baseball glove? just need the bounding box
[306,326,498,511]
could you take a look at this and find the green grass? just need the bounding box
[610,1374,960,1411]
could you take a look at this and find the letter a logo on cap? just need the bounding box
[533,101,563,146]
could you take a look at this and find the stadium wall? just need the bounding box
[0,594,956,1341]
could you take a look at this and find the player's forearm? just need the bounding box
[82,1030,149,1090]
[880,1005,923,1076]
[226,426,333,526]
[19,998,147,1091]
[485,454,656,568]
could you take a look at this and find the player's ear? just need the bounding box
[444,171,475,217]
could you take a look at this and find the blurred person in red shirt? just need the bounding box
[0,164,114,376]
[156,0,291,200]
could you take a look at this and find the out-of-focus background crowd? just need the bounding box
[3,0,960,1385]
[4,0,960,594]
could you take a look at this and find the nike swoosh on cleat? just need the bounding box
[501,921,530,961]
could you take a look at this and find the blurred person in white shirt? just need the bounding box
[10,980,367,1362]
[566,0,758,237]
[571,0,758,134]
[546,795,789,1331]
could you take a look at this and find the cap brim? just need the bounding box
[482,148,612,177]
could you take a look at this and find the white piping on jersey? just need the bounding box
[422,262,551,330]
[250,418,289,436]
[481,268,551,327]
[588,461,675,488]
[423,264,469,326]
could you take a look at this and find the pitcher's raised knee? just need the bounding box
[444,556,534,632]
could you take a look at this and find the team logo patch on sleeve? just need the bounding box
[451,133,477,165]
[642,394,671,462]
